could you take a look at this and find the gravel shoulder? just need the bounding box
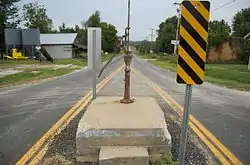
[41,70,215,165]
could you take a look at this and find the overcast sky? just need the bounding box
[18,0,250,40]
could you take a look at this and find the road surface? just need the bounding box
[132,56,250,165]
[1,55,249,165]
[0,56,124,165]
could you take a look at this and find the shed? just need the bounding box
[40,33,78,59]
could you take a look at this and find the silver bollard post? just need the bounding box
[92,30,97,100]
[179,84,193,165]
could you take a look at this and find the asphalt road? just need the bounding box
[1,55,249,165]
[0,56,124,165]
[132,56,250,165]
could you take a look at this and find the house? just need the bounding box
[40,33,86,59]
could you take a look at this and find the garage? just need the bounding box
[40,33,77,59]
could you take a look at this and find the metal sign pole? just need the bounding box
[92,30,97,100]
[179,84,193,165]
[174,3,181,55]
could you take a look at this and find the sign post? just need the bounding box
[176,1,210,165]
[88,28,101,100]
[171,40,179,45]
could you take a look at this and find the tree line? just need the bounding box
[0,0,118,53]
[138,7,250,64]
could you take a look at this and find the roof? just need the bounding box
[74,43,87,50]
[40,33,77,45]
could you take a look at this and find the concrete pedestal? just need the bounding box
[99,146,149,165]
[76,97,171,163]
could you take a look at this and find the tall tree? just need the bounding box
[0,0,21,51]
[207,20,231,51]
[77,11,117,52]
[84,11,101,27]
[23,2,53,33]
[209,20,231,36]
[101,22,118,52]
[155,16,177,53]
[232,7,250,37]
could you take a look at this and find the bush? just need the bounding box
[207,34,229,52]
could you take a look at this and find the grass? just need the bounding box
[0,59,87,87]
[138,54,250,90]
[102,53,116,62]
[0,59,86,69]
[54,59,86,67]
[153,154,177,165]
[0,67,77,87]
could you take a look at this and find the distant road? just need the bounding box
[132,56,250,165]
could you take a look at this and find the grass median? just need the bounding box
[138,54,250,91]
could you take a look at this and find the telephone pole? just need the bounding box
[150,28,154,53]
[244,32,250,71]
[120,0,134,104]
[174,2,181,56]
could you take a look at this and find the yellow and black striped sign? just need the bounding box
[177,1,210,84]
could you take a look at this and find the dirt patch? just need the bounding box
[0,64,78,78]
[0,69,22,77]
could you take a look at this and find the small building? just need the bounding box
[40,33,85,59]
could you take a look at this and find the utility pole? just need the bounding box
[174,2,181,56]
[120,0,134,104]
[243,32,250,71]
[150,28,154,53]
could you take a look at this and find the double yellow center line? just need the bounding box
[132,68,244,165]
[16,65,243,165]
[16,65,123,165]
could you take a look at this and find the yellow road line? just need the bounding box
[16,66,123,165]
[149,81,230,164]
[132,68,244,165]
[29,66,122,165]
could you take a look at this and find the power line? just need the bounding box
[211,0,239,12]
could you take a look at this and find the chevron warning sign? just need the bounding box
[177,1,210,84]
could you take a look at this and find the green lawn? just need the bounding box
[102,53,116,62]
[54,59,86,67]
[138,54,250,90]
[0,59,86,69]
[0,59,87,87]
[0,67,77,87]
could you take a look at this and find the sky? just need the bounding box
[18,0,250,41]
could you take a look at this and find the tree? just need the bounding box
[23,2,53,33]
[207,20,231,51]
[0,0,21,52]
[232,8,250,67]
[232,7,250,37]
[76,11,101,46]
[84,11,101,27]
[155,16,177,54]
[59,22,76,33]
[77,11,117,52]
[101,22,118,52]
[209,20,231,36]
